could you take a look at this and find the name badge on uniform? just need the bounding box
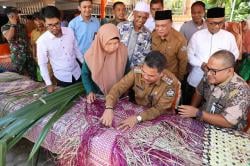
[210,102,224,114]
[166,89,175,97]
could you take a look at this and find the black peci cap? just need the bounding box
[155,10,172,20]
[207,7,225,18]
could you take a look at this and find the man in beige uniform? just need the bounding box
[100,51,180,130]
[152,10,188,81]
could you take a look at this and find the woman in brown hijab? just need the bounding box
[82,23,128,103]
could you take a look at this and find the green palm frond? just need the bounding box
[28,89,80,161]
[0,82,84,165]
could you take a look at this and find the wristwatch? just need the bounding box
[196,109,203,119]
[136,115,142,123]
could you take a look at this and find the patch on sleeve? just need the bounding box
[181,46,187,51]
[166,89,175,97]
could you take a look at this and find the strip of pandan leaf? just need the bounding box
[8,87,79,150]
[7,125,31,150]
[0,93,75,140]
[0,93,72,133]
[0,83,82,144]
[5,86,46,98]
[8,87,82,155]
[6,94,77,153]
[0,83,84,165]
[0,83,83,127]
[0,94,67,129]
[0,140,7,166]
[28,91,80,161]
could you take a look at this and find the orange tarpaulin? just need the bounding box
[100,0,107,19]
[0,43,11,63]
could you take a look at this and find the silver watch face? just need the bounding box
[136,115,142,122]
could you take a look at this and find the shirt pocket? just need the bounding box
[133,85,145,98]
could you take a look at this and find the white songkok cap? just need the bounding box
[134,1,150,13]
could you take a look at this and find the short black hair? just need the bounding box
[79,0,92,5]
[191,1,205,9]
[113,1,125,10]
[33,12,43,20]
[144,51,167,72]
[4,6,18,15]
[40,6,61,20]
[150,0,163,7]
[211,50,236,67]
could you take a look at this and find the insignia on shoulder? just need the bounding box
[162,76,173,85]
[134,67,142,73]
[181,46,187,51]
[166,89,175,97]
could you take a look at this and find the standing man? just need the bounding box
[1,7,36,79]
[144,0,164,32]
[118,1,151,68]
[180,1,207,42]
[152,10,188,81]
[187,7,239,101]
[179,50,250,131]
[30,12,46,60]
[68,0,100,56]
[109,1,127,26]
[37,6,83,93]
[100,51,180,129]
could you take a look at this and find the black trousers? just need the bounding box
[181,74,195,105]
[56,76,81,87]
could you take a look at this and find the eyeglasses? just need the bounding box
[46,22,60,29]
[204,65,232,75]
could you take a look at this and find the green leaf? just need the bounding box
[0,140,7,166]
[7,126,30,150]
[0,82,84,162]
[28,91,80,161]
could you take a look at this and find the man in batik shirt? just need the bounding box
[117,1,151,68]
[1,7,36,79]
[178,50,250,130]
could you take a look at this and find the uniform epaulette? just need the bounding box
[133,67,142,73]
[162,75,174,85]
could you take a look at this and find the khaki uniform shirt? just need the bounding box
[197,73,250,130]
[106,66,181,121]
[31,28,45,46]
[152,28,188,81]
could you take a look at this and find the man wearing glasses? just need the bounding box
[185,7,239,104]
[178,50,250,130]
[37,6,83,93]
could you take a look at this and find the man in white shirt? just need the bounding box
[144,0,163,32]
[186,7,239,101]
[37,6,83,93]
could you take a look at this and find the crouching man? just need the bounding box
[100,51,181,130]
